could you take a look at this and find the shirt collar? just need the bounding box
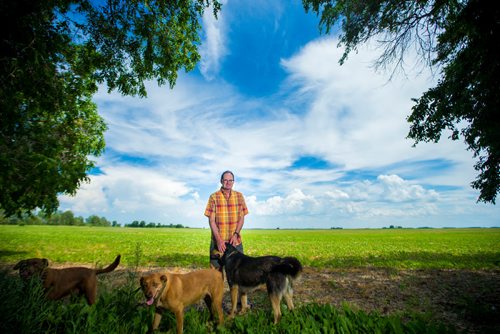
[220,187,231,198]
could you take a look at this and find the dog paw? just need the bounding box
[239,307,250,315]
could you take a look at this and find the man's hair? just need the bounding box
[220,170,235,182]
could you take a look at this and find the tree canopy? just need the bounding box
[303,0,499,203]
[0,0,221,216]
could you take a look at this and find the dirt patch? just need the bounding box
[295,267,500,333]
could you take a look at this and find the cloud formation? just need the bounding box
[59,1,499,229]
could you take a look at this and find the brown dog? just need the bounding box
[140,269,224,334]
[13,255,121,305]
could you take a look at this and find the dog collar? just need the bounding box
[226,249,240,258]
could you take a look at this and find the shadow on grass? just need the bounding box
[0,249,30,261]
[154,253,207,268]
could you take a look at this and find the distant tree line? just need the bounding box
[0,210,116,227]
[125,221,186,228]
[0,209,186,228]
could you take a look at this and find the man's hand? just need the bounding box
[229,232,240,246]
[217,237,226,253]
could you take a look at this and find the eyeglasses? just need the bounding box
[222,179,234,183]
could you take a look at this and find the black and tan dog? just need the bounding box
[220,243,302,323]
[140,269,224,334]
[13,255,120,305]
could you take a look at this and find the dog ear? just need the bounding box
[160,274,168,282]
[13,260,25,270]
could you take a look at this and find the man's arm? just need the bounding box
[209,212,226,253]
[229,214,245,246]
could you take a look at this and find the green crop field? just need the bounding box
[1,225,499,333]
[1,225,498,269]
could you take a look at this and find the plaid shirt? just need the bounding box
[204,188,249,242]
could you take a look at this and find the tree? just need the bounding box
[303,0,499,203]
[86,215,110,226]
[0,0,221,216]
[47,210,80,226]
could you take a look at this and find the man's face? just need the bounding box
[221,173,234,190]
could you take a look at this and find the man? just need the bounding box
[204,170,249,270]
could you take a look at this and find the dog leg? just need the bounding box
[284,280,294,311]
[229,285,239,317]
[152,311,162,331]
[215,300,224,326]
[240,292,250,314]
[84,276,98,305]
[204,295,214,322]
[85,290,96,305]
[175,309,184,334]
[269,293,282,324]
[212,286,224,326]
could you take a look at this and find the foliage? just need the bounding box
[0,269,457,334]
[0,226,498,270]
[0,0,221,216]
[0,209,107,226]
[85,214,111,227]
[302,0,500,203]
[0,209,183,228]
[125,220,187,228]
[0,269,151,334]
[49,210,84,226]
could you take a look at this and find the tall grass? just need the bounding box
[0,254,152,333]
[0,269,456,334]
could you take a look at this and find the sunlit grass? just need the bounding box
[1,225,498,269]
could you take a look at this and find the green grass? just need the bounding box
[0,262,457,334]
[2,226,497,333]
[0,225,499,269]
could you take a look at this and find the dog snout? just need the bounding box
[141,286,153,299]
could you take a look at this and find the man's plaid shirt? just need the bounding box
[204,188,249,242]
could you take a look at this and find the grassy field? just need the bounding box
[1,225,499,333]
[0,225,498,269]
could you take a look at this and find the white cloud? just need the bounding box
[247,188,319,216]
[325,189,350,200]
[376,174,439,202]
[199,0,228,80]
[60,165,193,218]
[59,26,499,228]
[281,38,434,167]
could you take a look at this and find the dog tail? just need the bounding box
[95,255,121,275]
[271,257,302,279]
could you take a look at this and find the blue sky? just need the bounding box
[59,0,499,229]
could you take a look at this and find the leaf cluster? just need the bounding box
[408,0,500,203]
[0,0,221,216]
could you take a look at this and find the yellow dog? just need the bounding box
[140,269,224,333]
